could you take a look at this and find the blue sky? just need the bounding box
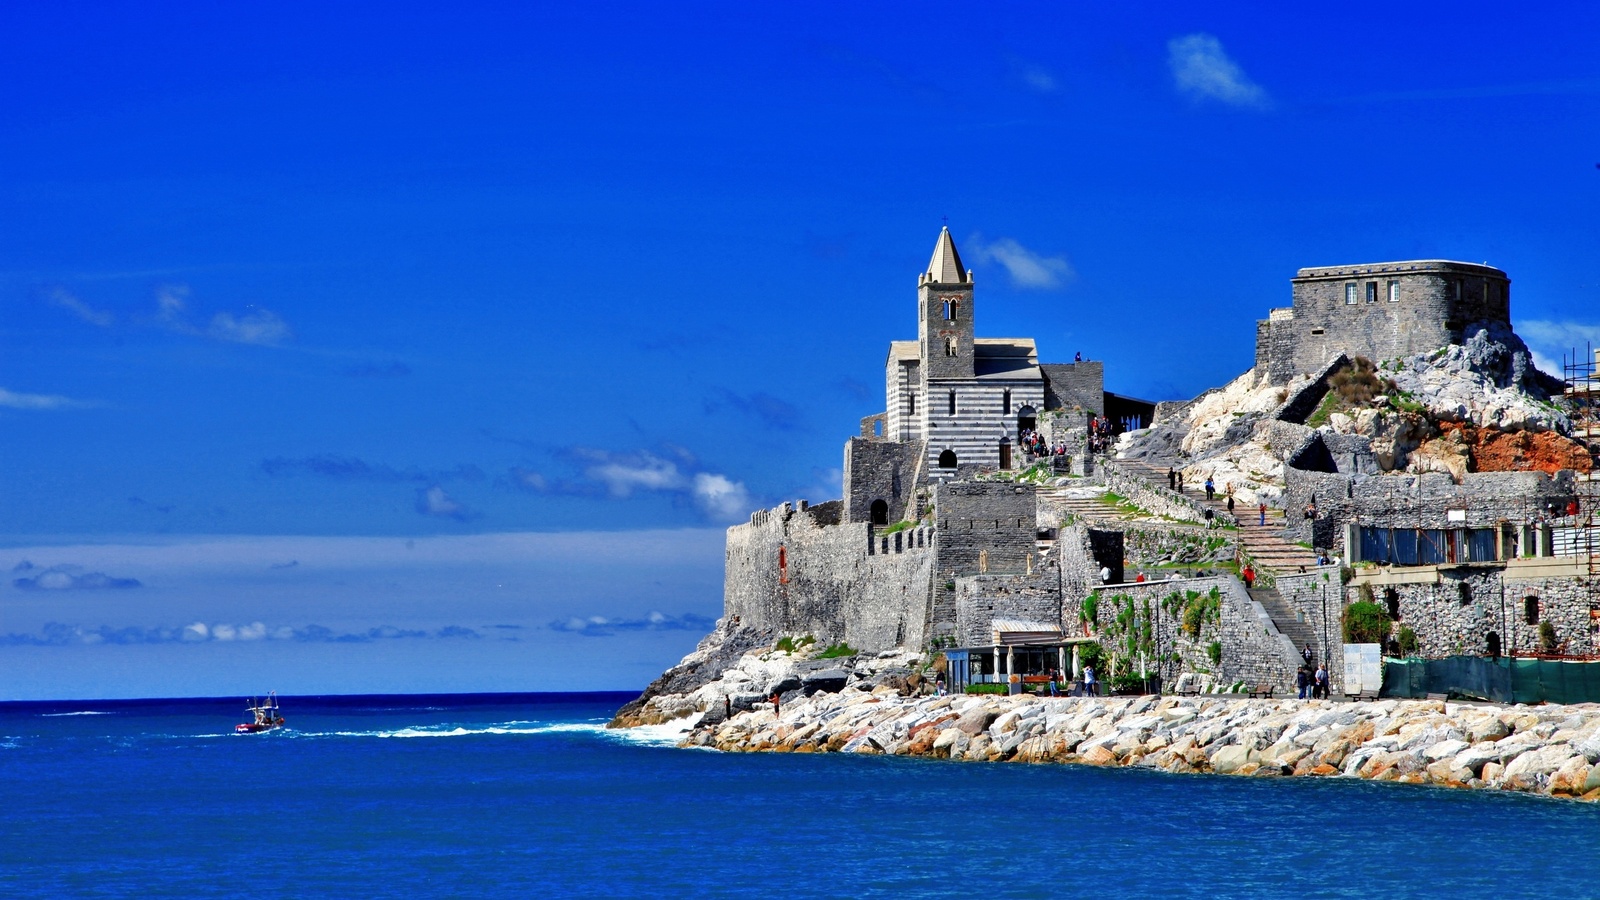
[3,3,1598,699]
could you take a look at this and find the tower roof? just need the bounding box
[923,226,969,285]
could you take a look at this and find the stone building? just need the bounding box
[1255,260,1511,384]
[847,227,1150,526]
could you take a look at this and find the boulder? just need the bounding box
[956,707,1001,736]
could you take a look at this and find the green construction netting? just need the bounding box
[1381,656,1600,705]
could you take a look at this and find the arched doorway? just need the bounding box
[869,499,888,526]
[1016,405,1037,437]
[1486,631,1501,659]
[938,449,957,469]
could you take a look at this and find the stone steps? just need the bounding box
[1114,459,1319,575]
[1250,586,1323,671]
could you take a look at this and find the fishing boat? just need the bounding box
[235,692,285,733]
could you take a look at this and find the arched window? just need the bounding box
[1384,588,1400,621]
[1524,596,1540,625]
[948,390,956,416]
[1458,582,1472,606]
[938,449,957,469]
[869,499,888,526]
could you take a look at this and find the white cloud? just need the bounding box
[1167,33,1270,109]
[416,485,472,521]
[47,287,114,327]
[1020,65,1056,93]
[692,472,754,523]
[0,387,85,410]
[583,451,687,497]
[153,283,293,346]
[207,309,292,346]
[971,237,1074,290]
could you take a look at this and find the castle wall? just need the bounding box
[842,437,923,525]
[1258,261,1511,383]
[723,502,935,652]
[1059,575,1301,692]
[1274,566,1346,693]
[933,481,1037,576]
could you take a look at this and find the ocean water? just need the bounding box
[2,692,1595,899]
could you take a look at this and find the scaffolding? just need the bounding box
[1563,342,1600,636]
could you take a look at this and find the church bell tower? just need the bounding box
[916,226,975,381]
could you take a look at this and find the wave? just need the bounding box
[40,711,113,717]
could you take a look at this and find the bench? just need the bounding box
[1248,683,1274,699]
[1344,689,1380,701]
[1175,683,1202,697]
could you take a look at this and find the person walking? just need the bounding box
[1204,477,1215,501]
[1226,494,1235,515]
[1241,565,1255,589]
[1302,643,1314,667]
[1314,663,1329,699]
[1168,467,1176,489]
[1082,665,1097,697]
[1176,472,1184,493]
[1296,666,1310,700]
[1258,502,1266,527]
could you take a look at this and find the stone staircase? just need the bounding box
[1114,459,1318,574]
[1249,587,1319,667]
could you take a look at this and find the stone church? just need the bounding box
[845,227,1150,526]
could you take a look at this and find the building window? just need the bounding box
[1345,283,1358,305]
[1003,389,1011,414]
[908,394,915,415]
[948,390,956,416]
[938,449,957,469]
[1366,281,1378,303]
[1387,280,1400,302]
[1524,596,1540,625]
[1384,588,1400,621]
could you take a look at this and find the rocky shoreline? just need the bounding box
[676,689,1600,801]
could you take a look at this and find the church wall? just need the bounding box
[1040,361,1104,413]
[932,481,1037,577]
[923,380,1045,478]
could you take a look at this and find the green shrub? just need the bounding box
[965,683,1008,695]
[1539,621,1558,652]
[817,642,857,659]
[1396,626,1418,656]
[1081,592,1100,625]
[1342,600,1390,644]
[1206,640,1222,666]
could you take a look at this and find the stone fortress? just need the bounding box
[618,229,1599,726]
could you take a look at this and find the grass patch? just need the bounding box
[817,642,857,659]
[774,635,815,654]
[880,519,915,536]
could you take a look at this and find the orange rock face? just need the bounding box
[1436,423,1594,475]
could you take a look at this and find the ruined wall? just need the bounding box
[842,437,924,525]
[1350,564,1597,659]
[1283,466,1580,550]
[723,502,935,652]
[1097,458,1236,526]
[933,481,1037,576]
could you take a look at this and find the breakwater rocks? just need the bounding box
[682,690,1600,801]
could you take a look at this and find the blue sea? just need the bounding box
[2,692,1595,899]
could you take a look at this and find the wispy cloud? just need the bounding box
[11,562,141,591]
[0,387,86,410]
[154,284,294,347]
[260,454,484,483]
[970,237,1074,290]
[691,473,753,522]
[1167,33,1270,110]
[548,611,715,638]
[46,287,114,327]
[1517,319,1600,379]
[1008,57,1058,94]
[0,621,483,646]
[416,485,474,521]
[704,388,802,430]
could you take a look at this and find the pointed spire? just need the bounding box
[924,226,969,285]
